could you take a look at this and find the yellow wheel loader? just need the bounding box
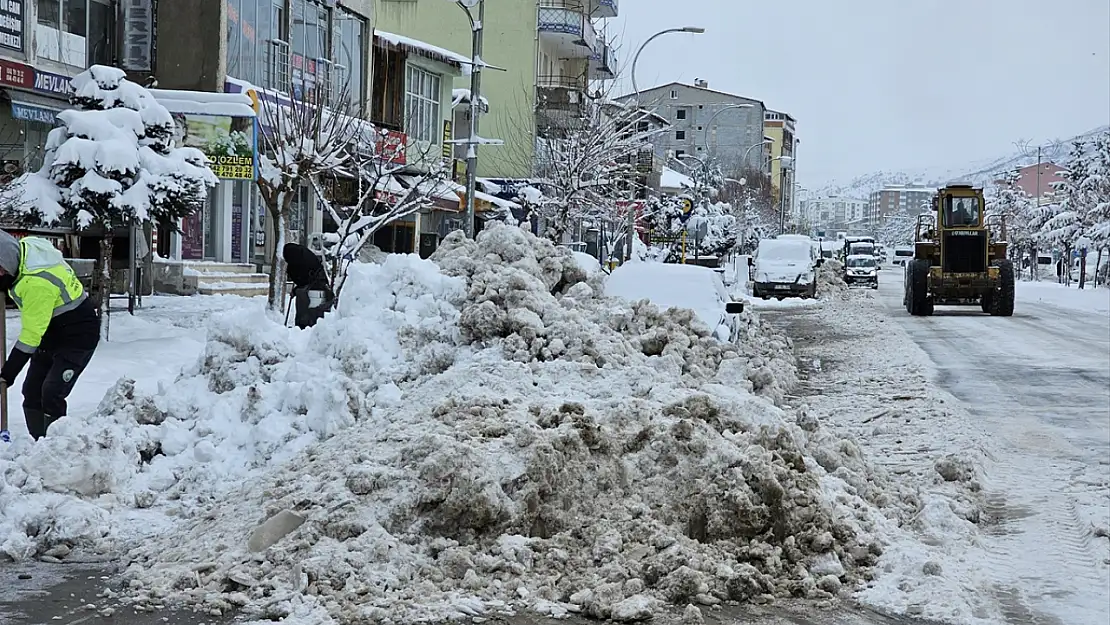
[902,184,1015,316]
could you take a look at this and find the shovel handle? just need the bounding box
[1,292,7,439]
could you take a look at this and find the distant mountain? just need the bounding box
[817,125,1109,199]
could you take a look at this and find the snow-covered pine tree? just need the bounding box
[1,65,217,337]
[986,168,1036,267]
[1077,131,1110,286]
[1040,139,1092,284]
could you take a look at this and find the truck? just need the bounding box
[902,184,1014,316]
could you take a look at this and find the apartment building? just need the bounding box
[0,0,115,176]
[996,161,1066,204]
[801,196,867,233]
[866,185,935,228]
[764,109,798,225]
[375,0,619,180]
[614,80,767,175]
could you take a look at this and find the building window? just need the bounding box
[636,121,649,133]
[675,130,685,140]
[87,0,113,65]
[226,0,366,106]
[675,149,686,158]
[697,125,703,131]
[676,109,687,120]
[669,90,678,99]
[405,64,441,144]
[36,0,88,65]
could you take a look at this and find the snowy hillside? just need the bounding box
[818,124,1110,198]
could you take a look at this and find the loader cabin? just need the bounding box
[917,185,992,275]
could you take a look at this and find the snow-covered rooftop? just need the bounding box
[660,166,695,190]
[148,88,256,118]
[375,31,472,75]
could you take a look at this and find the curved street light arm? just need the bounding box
[701,103,753,155]
[631,27,705,104]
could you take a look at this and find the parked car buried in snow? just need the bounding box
[605,263,746,343]
[844,254,879,289]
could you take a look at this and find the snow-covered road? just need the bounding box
[872,273,1110,625]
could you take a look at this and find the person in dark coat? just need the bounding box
[283,243,335,329]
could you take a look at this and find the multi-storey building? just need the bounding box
[801,196,867,233]
[375,0,619,180]
[866,185,935,229]
[763,109,797,227]
[613,80,767,174]
[995,161,1066,205]
[0,0,115,175]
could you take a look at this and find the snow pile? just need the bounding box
[10,225,894,624]
[817,259,849,299]
[0,255,462,562]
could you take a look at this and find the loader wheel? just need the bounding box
[980,292,992,313]
[909,259,932,316]
[991,259,1015,317]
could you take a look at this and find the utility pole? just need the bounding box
[460,0,485,238]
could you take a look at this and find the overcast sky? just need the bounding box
[607,0,1110,185]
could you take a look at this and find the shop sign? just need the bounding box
[121,0,153,72]
[169,112,258,180]
[441,120,452,159]
[376,129,407,165]
[11,101,57,124]
[0,0,23,52]
[33,69,71,96]
[0,58,32,89]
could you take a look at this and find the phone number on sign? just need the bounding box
[212,164,255,179]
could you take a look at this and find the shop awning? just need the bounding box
[5,90,68,125]
[397,175,465,211]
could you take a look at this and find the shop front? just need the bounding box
[148,89,259,263]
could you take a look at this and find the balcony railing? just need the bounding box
[538,1,597,57]
[594,0,618,18]
[588,40,615,80]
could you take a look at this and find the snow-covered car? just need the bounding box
[892,246,914,266]
[750,237,821,300]
[605,263,745,343]
[844,254,879,289]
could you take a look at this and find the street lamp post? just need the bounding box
[626,26,705,262]
[701,103,753,157]
[456,0,485,239]
[768,155,793,235]
[741,139,773,170]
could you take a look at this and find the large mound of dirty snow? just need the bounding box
[5,225,893,624]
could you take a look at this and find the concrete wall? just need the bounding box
[375,0,538,179]
[619,84,766,175]
[155,0,227,92]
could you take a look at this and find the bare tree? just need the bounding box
[254,83,363,310]
[309,133,452,299]
[530,99,662,244]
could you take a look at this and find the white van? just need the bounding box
[750,237,821,299]
[892,246,914,266]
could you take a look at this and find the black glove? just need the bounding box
[0,347,30,387]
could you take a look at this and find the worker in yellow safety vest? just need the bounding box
[0,229,100,440]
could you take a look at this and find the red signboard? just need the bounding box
[0,59,33,89]
[376,130,407,165]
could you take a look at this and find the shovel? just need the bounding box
[1,293,8,442]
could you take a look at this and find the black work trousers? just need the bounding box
[22,347,96,439]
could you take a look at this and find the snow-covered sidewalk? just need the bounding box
[1015,280,1110,316]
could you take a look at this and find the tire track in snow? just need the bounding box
[890,301,1109,625]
